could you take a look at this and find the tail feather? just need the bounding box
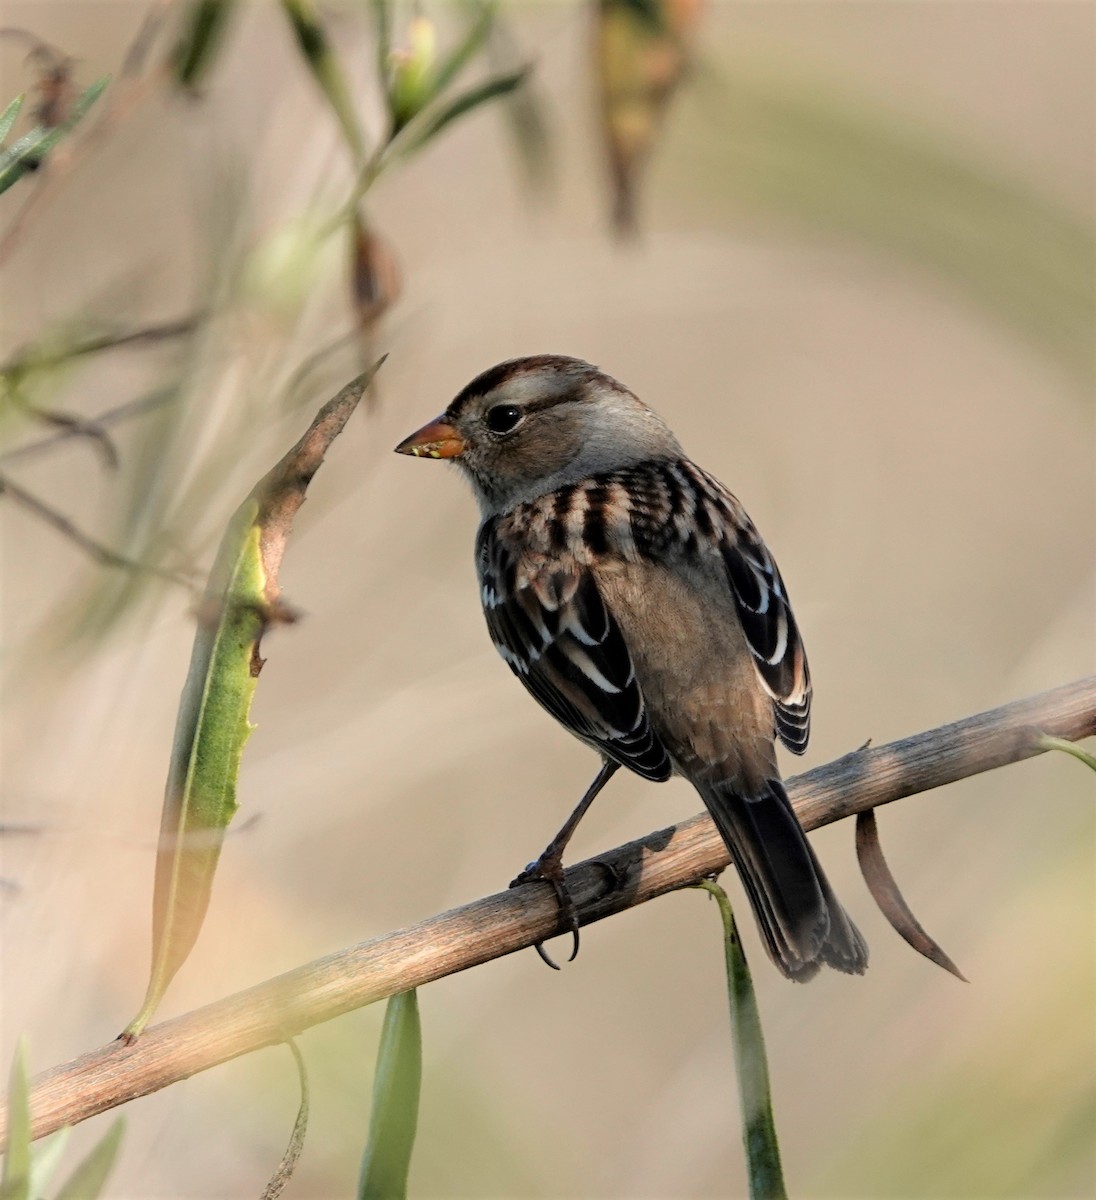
[699,778,868,981]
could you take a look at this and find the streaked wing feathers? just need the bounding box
[477,519,671,780]
[716,501,812,754]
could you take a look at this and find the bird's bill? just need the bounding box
[393,416,466,459]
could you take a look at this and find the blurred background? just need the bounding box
[1,2,1093,1197]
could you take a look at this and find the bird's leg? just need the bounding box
[510,760,620,968]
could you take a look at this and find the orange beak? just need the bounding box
[393,416,466,460]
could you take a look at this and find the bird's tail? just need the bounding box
[699,777,868,982]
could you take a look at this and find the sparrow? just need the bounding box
[395,355,867,981]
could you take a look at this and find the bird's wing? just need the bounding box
[613,458,812,755]
[477,517,672,780]
[709,483,812,755]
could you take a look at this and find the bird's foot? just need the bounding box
[510,854,580,970]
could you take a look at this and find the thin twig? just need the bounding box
[0,387,176,464]
[1,316,202,379]
[0,473,196,589]
[1,675,1092,1147]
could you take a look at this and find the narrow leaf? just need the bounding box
[171,0,240,90]
[279,0,367,163]
[122,365,382,1041]
[0,95,25,146]
[855,809,968,982]
[0,76,109,196]
[259,1041,310,1200]
[430,4,495,99]
[52,1119,124,1200]
[695,882,787,1200]
[1035,732,1096,773]
[358,991,423,1200]
[0,1041,31,1200]
[393,68,529,162]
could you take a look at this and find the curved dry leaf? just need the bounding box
[855,809,967,982]
[351,217,401,334]
[595,0,705,234]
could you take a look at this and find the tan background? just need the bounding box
[1,2,1093,1197]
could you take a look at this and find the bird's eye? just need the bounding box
[484,404,522,434]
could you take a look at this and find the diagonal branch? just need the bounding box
[0,387,176,465]
[4,675,1094,1146]
[0,472,197,589]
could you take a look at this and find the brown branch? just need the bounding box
[4,675,1094,1146]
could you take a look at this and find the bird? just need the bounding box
[394,355,867,981]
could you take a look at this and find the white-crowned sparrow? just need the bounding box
[395,355,867,981]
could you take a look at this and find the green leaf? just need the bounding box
[0,94,25,147]
[122,366,381,1041]
[0,76,109,197]
[0,1040,31,1200]
[120,501,265,1041]
[393,67,529,162]
[696,881,787,1200]
[52,1119,124,1200]
[258,1041,309,1200]
[279,0,367,163]
[358,991,423,1200]
[171,0,240,89]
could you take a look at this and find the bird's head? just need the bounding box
[395,355,681,511]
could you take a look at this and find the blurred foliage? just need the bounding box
[171,0,239,91]
[279,0,367,163]
[595,0,702,233]
[814,864,1096,1198]
[0,1042,124,1200]
[671,58,1095,379]
[12,0,541,646]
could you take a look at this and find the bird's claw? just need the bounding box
[510,856,580,969]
